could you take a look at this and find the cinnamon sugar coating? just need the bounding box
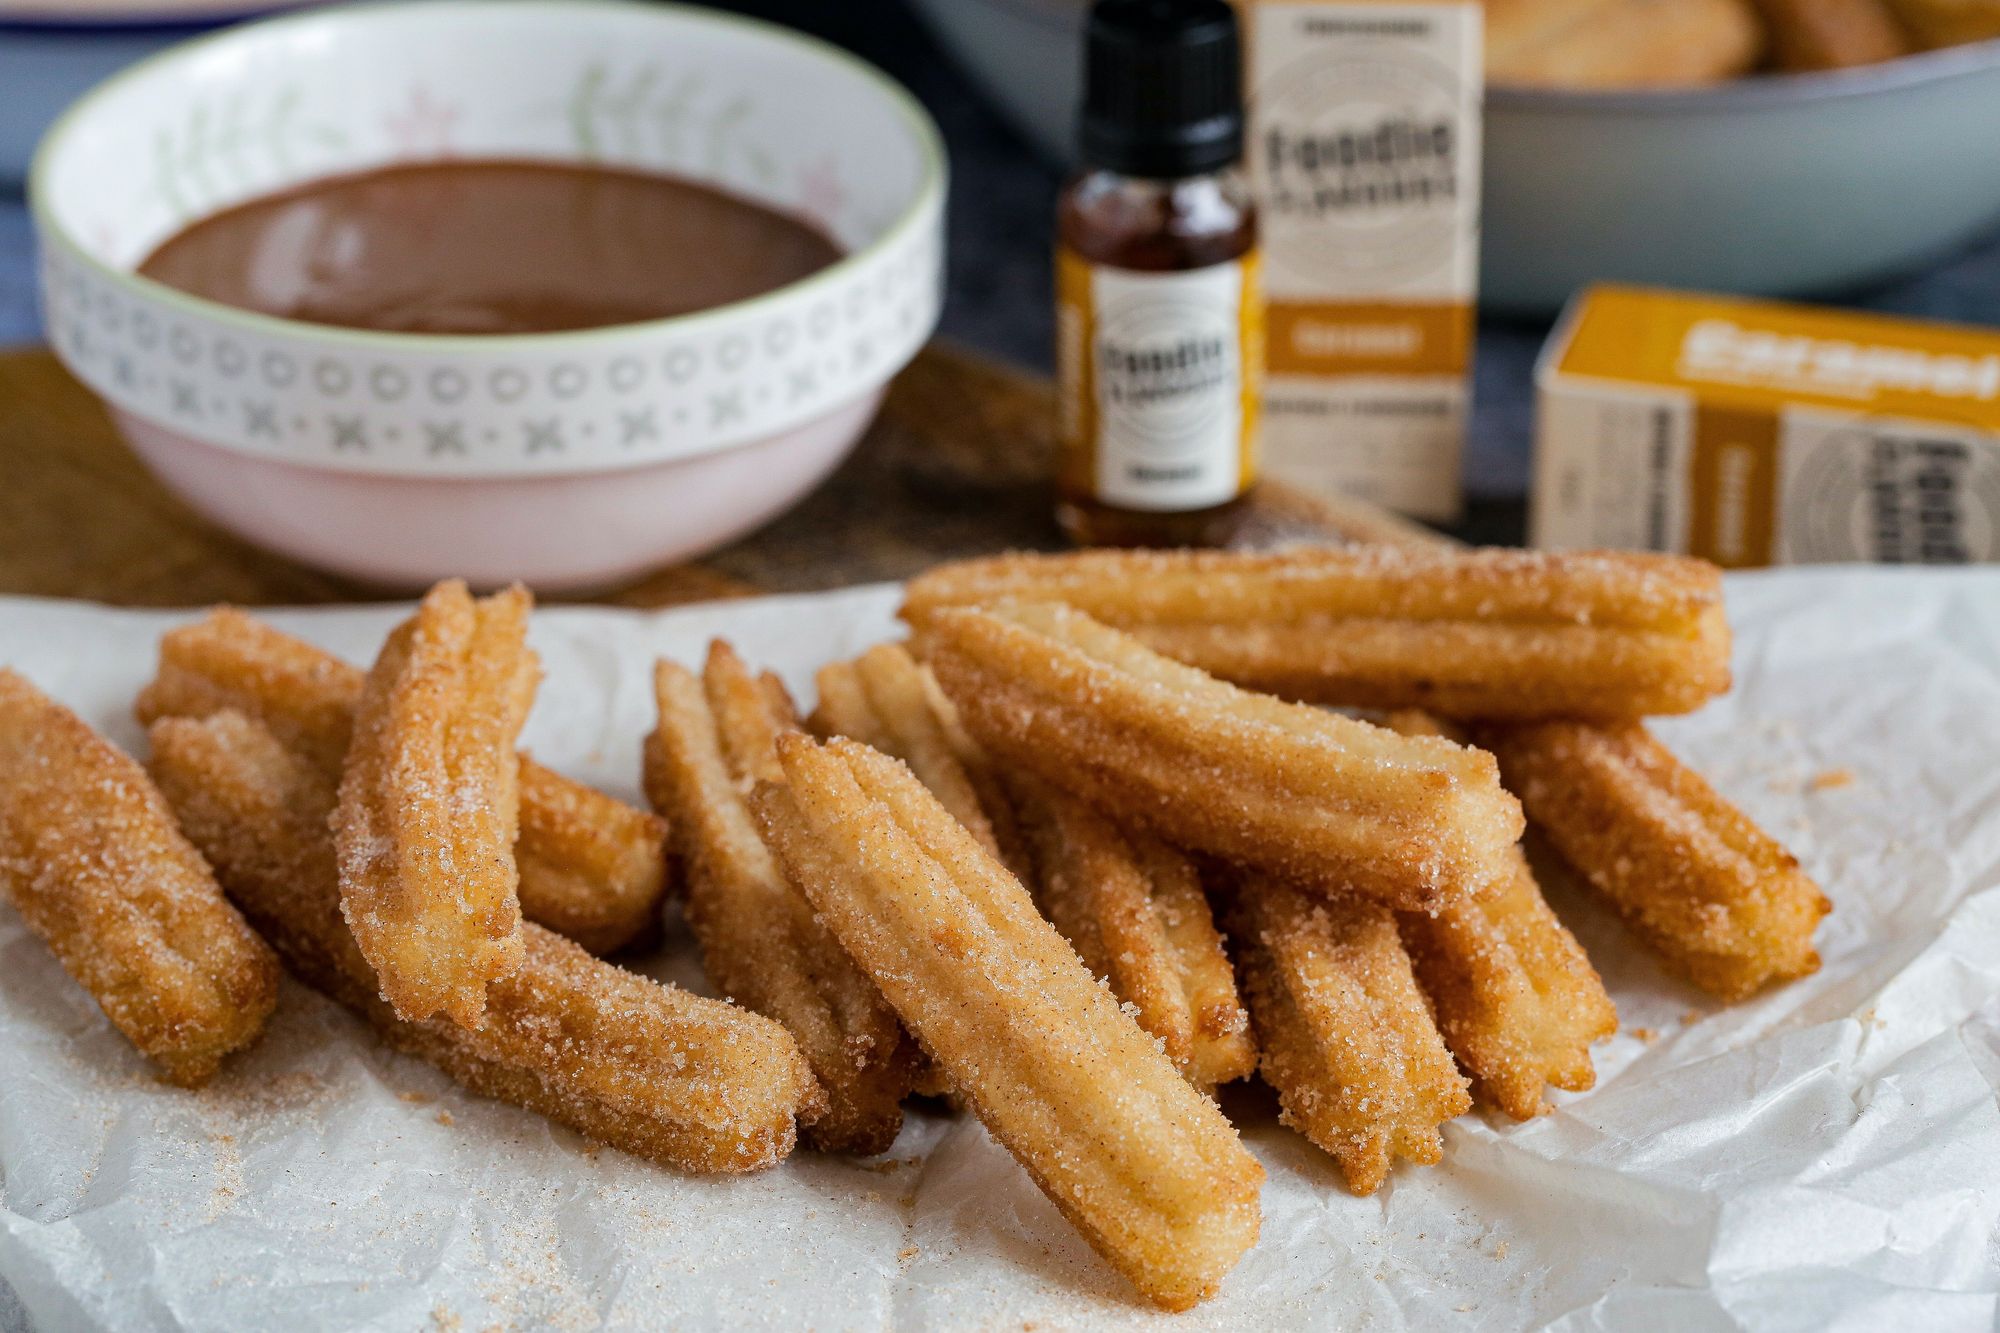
[643,643,915,1155]
[0,669,278,1086]
[149,710,821,1172]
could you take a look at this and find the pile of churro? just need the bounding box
[0,545,1830,1311]
[1488,0,2000,89]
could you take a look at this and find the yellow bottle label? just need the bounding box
[1057,247,1262,513]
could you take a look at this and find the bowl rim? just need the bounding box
[28,0,948,352]
[1490,34,2000,114]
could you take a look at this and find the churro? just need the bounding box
[1479,720,1830,1001]
[921,601,1522,912]
[644,643,914,1155]
[135,606,668,954]
[1884,0,2000,46]
[148,710,822,1172]
[1486,0,1764,89]
[755,735,1263,1311]
[1228,875,1471,1196]
[810,643,1031,880]
[333,581,538,1027]
[1385,710,1615,1118]
[1010,776,1255,1091]
[0,670,278,1087]
[1749,0,1911,69]
[903,546,1731,720]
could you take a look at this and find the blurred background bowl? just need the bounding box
[31,0,945,590]
[906,0,2000,314]
[1483,43,2000,313]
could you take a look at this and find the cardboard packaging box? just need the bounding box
[1533,285,2000,566]
[1241,0,1483,523]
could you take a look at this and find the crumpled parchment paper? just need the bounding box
[2,568,1998,1332]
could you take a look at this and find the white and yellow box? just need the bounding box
[1534,285,2000,567]
[1242,0,1482,522]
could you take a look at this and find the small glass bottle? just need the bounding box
[1056,0,1262,548]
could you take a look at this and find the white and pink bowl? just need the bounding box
[31,0,947,590]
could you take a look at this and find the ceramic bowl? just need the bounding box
[1482,47,2000,314]
[907,0,2000,315]
[32,0,945,590]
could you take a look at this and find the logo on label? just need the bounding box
[1097,301,1235,445]
[1256,44,1464,285]
[1083,262,1249,512]
[1784,424,2000,563]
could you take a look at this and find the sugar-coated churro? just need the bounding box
[1227,874,1470,1196]
[509,767,672,956]
[1010,776,1255,1091]
[1384,710,1615,1119]
[754,735,1263,1311]
[644,643,915,1155]
[1479,720,1830,1001]
[921,601,1523,912]
[148,710,822,1172]
[810,643,1031,880]
[135,607,668,954]
[0,670,278,1087]
[904,546,1731,720]
[333,580,539,1027]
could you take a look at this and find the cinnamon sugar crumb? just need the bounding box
[1809,768,1856,792]
[434,1110,455,1127]
[1629,1027,1657,1044]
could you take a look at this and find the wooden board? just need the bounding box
[0,342,1437,607]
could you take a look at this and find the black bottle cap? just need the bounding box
[1079,0,1244,178]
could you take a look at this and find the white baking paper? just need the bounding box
[2,568,1998,1332]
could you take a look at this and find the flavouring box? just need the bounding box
[1533,285,2000,566]
[1241,0,1483,522]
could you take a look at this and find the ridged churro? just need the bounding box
[810,642,1032,1102]
[135,606,668,954]
[1385,711,1615,1119]
[754,735,1263,1311]
[0,670,278,1087]
[644,643,915,1155]
[810,643,1031,880]
[921,601,1523,912]
[1479,720,1830,1001]
[1228,875,1470,1196]
[148,710,822,1172]
[1010,776,1255,1092]
[333,581,539,1027]
[903,546,1732,720]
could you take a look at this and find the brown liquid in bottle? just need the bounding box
[1057,172,1259,547]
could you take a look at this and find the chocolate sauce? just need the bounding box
[138,159,843,335]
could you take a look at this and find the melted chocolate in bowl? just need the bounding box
[137,159,844,335]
